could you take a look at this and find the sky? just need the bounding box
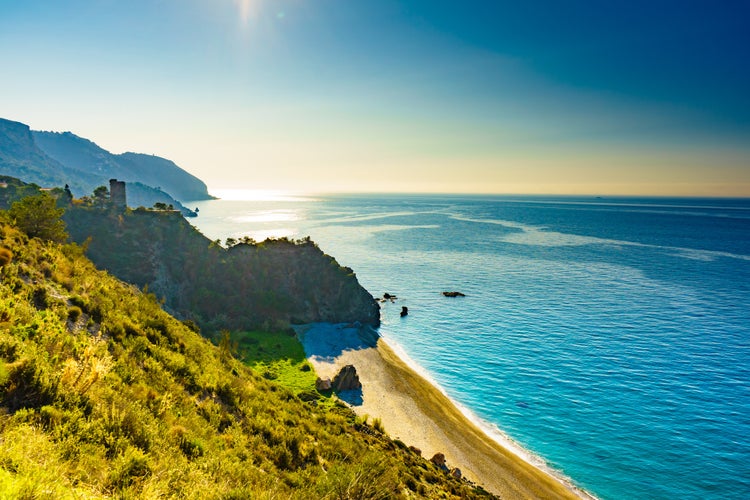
[1,0,749,196]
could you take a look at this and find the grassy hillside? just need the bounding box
[0,213,493,498]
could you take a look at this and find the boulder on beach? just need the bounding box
[332,364,361,391]
[442,291,466,297]
[430,452,448,471]
[315,377,332,391]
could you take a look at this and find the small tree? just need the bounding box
[93,185,109,207]
[8,192,68,242]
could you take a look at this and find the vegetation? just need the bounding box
[0,197,494,498]
[7,191,68,242]
[63,203,380,333]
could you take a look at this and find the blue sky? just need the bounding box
[1,0,748,195]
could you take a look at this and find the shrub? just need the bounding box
[108,447,151,490]
[0,247,12,267]
[67,306,82,323]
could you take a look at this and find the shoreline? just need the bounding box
[300,324,594,499]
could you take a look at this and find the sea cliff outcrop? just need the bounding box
[63,207,380,332]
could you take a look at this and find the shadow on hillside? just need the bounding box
[296,323,380,364]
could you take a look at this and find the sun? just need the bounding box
[234,0,260,24]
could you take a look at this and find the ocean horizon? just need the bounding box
[188,193,750,500]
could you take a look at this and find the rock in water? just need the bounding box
[332,365,362,391]
[442,291,466,297]
[400,306,408,317]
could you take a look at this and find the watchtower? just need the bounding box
[109,179,127,210]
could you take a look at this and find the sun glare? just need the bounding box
[210,188,316,202]
[235,0,259,24]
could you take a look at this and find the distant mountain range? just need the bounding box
[0,117,214,214]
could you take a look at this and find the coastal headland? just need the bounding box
[301,324,591,499]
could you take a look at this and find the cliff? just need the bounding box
[63,206,380,331]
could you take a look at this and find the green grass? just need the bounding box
[230,330,336,409]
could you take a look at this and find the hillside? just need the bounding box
[0,118,207,215]
[0,211,493,498]
[63,205,380,332]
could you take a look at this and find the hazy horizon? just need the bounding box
[2,1,749,196]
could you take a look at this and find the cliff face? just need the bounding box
[63,207,380,331]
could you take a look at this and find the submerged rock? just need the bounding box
[442,291,466,297]
[332,365,361,391]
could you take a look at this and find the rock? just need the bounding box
[315,377,332,391]
[442,291,466,297]
[430,452,447,470]
[400,306,408,317]
[408,446,422,456]
[332,365,361,391]
[450,468,462,479]
[383,292,397,300]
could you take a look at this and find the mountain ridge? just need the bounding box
[0,118,212,216]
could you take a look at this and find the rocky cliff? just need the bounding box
[63,206,380,331]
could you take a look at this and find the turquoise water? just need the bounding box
[188,194,750,500]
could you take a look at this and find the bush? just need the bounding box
[67,306,82,323]
[108,447,151,490]
[0,247,12,267]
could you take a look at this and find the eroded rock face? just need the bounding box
[332,365,361,391]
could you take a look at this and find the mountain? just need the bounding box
[0,118,75,192]
[0,118,210,216]
[33,130,213,202]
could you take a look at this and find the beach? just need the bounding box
[300,324,590,499]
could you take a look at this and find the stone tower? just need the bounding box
[109,179,126,210]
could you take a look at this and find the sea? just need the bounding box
[187,193,750,500]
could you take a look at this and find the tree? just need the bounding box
[8,192,68,242]
[93,185,109,207]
